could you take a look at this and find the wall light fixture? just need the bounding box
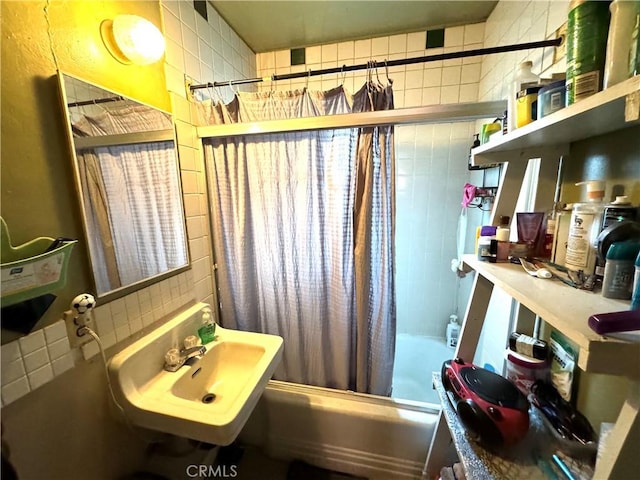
[100,14,165,65]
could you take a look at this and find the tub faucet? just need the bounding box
[163,345,206,372]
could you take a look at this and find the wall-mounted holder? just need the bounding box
[1,217,77,333]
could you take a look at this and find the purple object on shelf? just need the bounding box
[588,310,640,334]
[480,225,497,236]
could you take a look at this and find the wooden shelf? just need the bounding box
[463,255,640,378]
[463,255,640,377]
[471,76,640,166]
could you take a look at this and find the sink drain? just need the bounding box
[202,393,216,404]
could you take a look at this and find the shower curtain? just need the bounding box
[201,82,395,396]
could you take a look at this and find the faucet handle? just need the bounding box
[183,335,199,349]
[164,348,181,368]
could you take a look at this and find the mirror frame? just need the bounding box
[56,70,191,303]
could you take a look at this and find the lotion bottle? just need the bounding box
[565,181,605,276]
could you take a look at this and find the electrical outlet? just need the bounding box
[553,22,568,65]
[63,310,94,349]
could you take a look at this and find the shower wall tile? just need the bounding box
[407,31,426,52]
[1,360,25,386]
[389,34,407,55]
[444,26,465,48]
[354,39,372,59]
[27,364,54,391]
[43,321,67,344]
[47,338,70,361]
[51,354,74,377]
[2,377,30,405]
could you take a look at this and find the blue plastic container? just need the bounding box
[537,80,566,119]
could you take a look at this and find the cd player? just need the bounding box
[442,358,530,449]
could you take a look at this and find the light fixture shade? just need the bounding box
[101,14,165,65]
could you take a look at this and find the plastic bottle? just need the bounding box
[631,250,640,310]
[601,195,638,231]
[565,181,605,276]
[197,307,216,344]
[446,314,461,349]
[602,240,640,299]
[566,0,611,105]
[603,0,639,88]
[508,61,540,133]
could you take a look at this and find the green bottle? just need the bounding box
[197,308,216,344]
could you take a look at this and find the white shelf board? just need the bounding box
[471,76,640,166]
[196,101,505,139]
[463,255,640,377]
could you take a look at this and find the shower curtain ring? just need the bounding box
[384,60,393,85]
[340,65,347,87]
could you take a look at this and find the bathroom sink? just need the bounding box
[108,303,283,445]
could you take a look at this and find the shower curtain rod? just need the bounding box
[67,96,125,108]
[190,37,562,91]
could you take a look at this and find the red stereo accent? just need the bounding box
[442,358,530,448]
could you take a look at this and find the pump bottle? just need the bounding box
[197,307,216,344]
[564,181,605,277]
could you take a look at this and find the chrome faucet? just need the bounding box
[163,345,206,372]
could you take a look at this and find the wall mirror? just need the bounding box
[57,72,189,301]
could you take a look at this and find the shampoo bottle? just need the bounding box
[197,307,216,344]
[446,315,461,349]
[565,181,605,276]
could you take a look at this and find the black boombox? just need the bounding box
[442,358,530,449]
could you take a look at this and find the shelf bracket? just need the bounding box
[625,90,640,122]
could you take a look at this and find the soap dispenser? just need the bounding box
[197,307,216,344]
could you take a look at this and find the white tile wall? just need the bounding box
[162,0,257,104]
[1,271,195,406]
[477,0,569,104]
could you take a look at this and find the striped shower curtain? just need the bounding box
[200,82,396,395]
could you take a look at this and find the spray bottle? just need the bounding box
[565,181,606,277]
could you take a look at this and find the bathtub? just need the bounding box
[239,380,439,479]
[392,335,455,404]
